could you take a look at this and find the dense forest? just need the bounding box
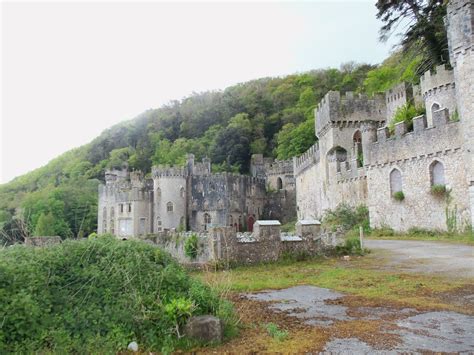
[0,0,448,243]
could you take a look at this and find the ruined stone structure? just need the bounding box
[98,154,296,238]
[99,0,473,237]
[296,0,474,232]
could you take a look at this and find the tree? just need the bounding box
[34,212,56,236]
[376,0,448,68]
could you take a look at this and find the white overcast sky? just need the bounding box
[1,1,399,184]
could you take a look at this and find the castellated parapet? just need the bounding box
[315,91,386,138]
[420,65,457,126]
[386,82,413,123]
[152,165,188,178]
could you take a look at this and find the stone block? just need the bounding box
[376,127,389,142]
[413,115,427,133]
[185,315,223,343]
[394,121,407,138]
[433,108,450,127]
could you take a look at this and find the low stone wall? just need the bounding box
[140,220,343,266]
[24,236,62,247]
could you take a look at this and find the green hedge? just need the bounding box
[0,236,232,353]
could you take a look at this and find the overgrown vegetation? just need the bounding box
[184,234,199,260]
[431,184,447,197]
[369,226,474,245]
[0,237,234,353]
[264,323,288,342]
[388,103,426,134]
[322,204,370,233]
[392,191,405,201]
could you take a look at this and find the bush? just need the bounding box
[392,191,405,201]
[370,227,395,237]
[388,103,425,134]
[335,236,364,256]
[323,204,370,233]
[184,234,199,259]
[0,237,232,353]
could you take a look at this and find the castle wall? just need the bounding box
[386,82,412,123]
[420,65,457,127]
[366,115,471,231]
[447,0,474,230]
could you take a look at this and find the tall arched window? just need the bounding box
[277,177,283,190]
[166,202,173,212]
[180,187,185,198]
[430,160,445,186]
[390,168,403,195]
[204,213,211,231]
[156,187,161,199]
[353,130,363,167]
[110,207,115,235]
[102,207,107,233]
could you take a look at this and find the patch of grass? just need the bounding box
[392,191,405,201]
[368,228,474,245]
[263,323,288,341]
[280,219,296,233]
[431,184,447,197]
[197,257,470,312]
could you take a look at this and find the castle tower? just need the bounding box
[446,0,474,229]
[152,166,188,232]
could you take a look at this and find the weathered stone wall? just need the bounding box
[420,65,457,127]
[189,173,266,232]
[447,0,474,230]
[366,114,471,231]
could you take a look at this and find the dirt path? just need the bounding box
[364,239,474,278]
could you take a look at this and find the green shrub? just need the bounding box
[370,227,395,237]
[0,237,231,353]
[323,204,370,233]
[184,234,199,259]
[335,236,364,256]
[431,184,447,197]
[264,323,288,341]
[87,232,98,239]
[392,191,405,201]
[388,103,425,134]
[407,227,439,237]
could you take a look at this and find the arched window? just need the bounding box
[156,187,161,199]
[180,187,185,198]
[156,216,162,232]
[390,168,403,195]
[430,160,445,186]
[277,177,283,190]
[353,130,363,167]
[102,207,107,233]
[110,207,115,235]
[431,102,441,115]
[166,202,173,212]
[204,213,211,231]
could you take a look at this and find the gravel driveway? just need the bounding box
[364,239,474,278]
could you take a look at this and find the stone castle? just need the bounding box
[98,0,474,237]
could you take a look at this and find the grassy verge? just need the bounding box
[367,228,474,245]
[196,256,471,312]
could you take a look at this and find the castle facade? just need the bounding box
[98,0,474,236]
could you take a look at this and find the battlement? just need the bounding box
[264,159,294,176]
[334,158,367,182]
[294,143,320,176]
[315,91,386,137]
[420,65,455,97]
[152,165,188,178]
[368,108,463,168]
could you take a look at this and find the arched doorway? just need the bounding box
[353,130,363,167]
[247,216,255,232]
[277,177,283,190]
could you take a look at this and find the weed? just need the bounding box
[184,234,199,259]
[392,191,405,201]
[264,323,288,341]
[431,184,447,197]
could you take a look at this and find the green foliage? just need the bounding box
[370,226,395,237]
[392,191,405,201]
[335,236,364,256]
[276,118,316,160]
[323,204,370,233]
[431,184,447,197]
[264,323,288,341]
[33,212,56,236]
[184,234,199,260]
[0,237,228,353]
[388,103,425,134]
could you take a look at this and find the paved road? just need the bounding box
[364,239,474,278]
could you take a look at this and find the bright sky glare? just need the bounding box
[1,1,399,183]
